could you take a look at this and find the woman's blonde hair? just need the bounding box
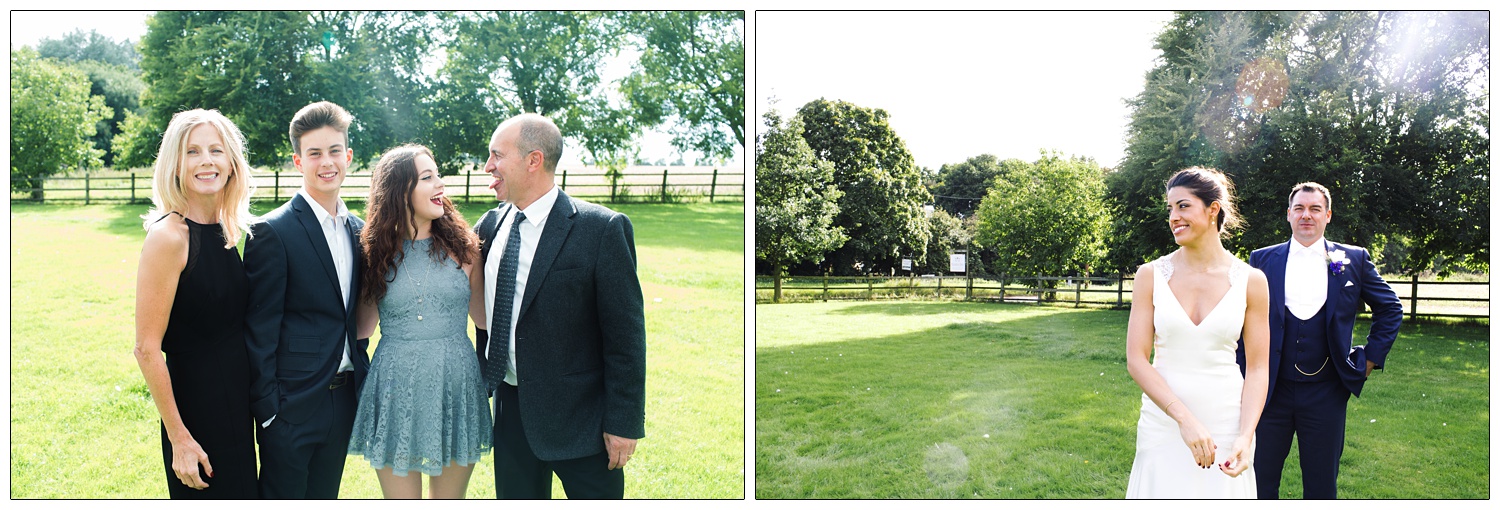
[142,109,256,248]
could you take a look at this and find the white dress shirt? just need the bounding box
[1285,236,1329,320]
[299,189,355,374]
[484,185,560,386]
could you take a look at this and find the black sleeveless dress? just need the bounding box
[157,216,257,498]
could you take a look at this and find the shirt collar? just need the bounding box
[1288,236,1327,257]
[299,189,349,225]
[515,184,560,227]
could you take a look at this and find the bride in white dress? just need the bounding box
[1126,167,1271,498]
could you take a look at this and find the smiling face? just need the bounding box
[181,123,231,198]
[293,125,351,204]
[1166,186,1220,246]
[482,127,510,203]
[409,154,447,225]
[1286,189,1332,246]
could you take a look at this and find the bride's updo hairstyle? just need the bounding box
[1165,167,1241,237]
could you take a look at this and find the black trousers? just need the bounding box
[493,382,624,499]
[1254,378,1350,499]
[255,377,357,499]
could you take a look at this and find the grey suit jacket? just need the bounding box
[476,190,647,461]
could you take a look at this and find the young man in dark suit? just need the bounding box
[472,113,646,499]
[244,101,369,498]
[1237,182,1403,499]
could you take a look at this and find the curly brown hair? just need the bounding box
[359,144,479,304]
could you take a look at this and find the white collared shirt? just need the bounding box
[1285,236,1330,320]
[298,189,354,374]
[484,185,560,386]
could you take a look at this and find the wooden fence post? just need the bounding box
[561,170,568,193]
[1075,279,1082,308]
[274,171,281,202]
[867,277,874,300]
[710,168,718,203]
[1117,272,1125,307]
[130,171,137,203]
[661,169,669,202]
[966,274,973,301]
[84,171,90,205]
[1410,275,1419,321]
[936,276,943,299]
[465,170,472,203]
[823,273,830,302]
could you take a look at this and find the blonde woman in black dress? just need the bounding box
[133,109,258,498]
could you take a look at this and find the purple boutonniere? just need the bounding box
[1327,248,1349,275]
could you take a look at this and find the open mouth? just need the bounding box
[430,193,445,206]
[1172,225,1188,235]
[194,171,219,181]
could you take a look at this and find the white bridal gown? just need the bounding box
[1126,252,1256,498]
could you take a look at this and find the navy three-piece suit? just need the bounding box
[1237,239,1402,499]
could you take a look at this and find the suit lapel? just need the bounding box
[518,191,576,321]
[292,194,346,310]
[344,216,361,312]
[1323,240,1341,331]
[1266,242,1290,318]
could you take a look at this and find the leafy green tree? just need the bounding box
[929,154,1026,217]
[11,48,112,199]
[35,30,147,167]
[795,98,931,276]
[435,11,638,173]
[621,11,744,163]
[129,11,316,167]
[975,152,1110,291]
[37,29,140,69]
[305,11,439,168]
[755,109,845,302]
[1110,11,1487,277]
[65,59,145,167]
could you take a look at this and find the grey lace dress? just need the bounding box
[348,238,492,476]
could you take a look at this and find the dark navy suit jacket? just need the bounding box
[475,190,646,461]
[243,193,370,426]
[1237,240,1402,398]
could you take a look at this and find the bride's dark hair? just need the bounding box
[1165,167,1241,235]
[359,144,479,304]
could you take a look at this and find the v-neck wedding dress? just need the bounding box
[1126,251,1256,498]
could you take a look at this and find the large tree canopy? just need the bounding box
[755,108,845,301]
[974,152,1111,283]
[795,98,932,276]
[1109,11,1487,276]
[11,48,112,198]
[622,11,745,163]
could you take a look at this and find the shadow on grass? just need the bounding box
[822,300,1066,317]
[753,305,1489,499]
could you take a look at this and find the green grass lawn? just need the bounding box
[754,301,1488,498]
[9,199,745,499]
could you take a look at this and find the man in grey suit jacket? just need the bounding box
[244,101,369,498]
[474,113,646,499]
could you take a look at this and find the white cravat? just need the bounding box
[1284,237,1329,320]
[484,185,559,386]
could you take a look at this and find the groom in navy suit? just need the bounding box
[1237,182,1402,499]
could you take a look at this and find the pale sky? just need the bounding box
[756,10,1177,170]
[8,10,742,167]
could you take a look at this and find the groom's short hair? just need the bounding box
[1288,182,1331,210]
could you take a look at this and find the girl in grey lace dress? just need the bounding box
[351,144,491,498]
